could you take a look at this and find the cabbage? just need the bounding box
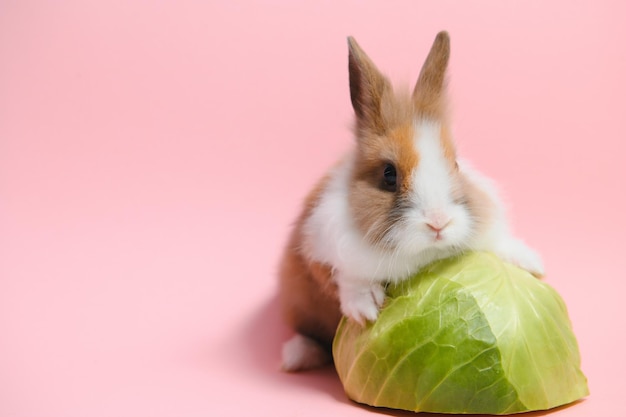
[332,252,588,414]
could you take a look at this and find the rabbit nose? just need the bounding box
[425,217,451,240]
[425,213,451,231]
[426,221,450,233]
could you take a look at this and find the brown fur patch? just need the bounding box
[278,176,342,348]
[349,91,421,247]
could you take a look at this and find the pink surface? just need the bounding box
[1,1,624,416]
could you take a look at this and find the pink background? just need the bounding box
[1,1,624,416]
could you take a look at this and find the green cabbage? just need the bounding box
[332,252,588,414]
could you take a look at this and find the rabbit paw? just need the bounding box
[495,239,545,278]
[281,334,330,372]
[338,281,386,325]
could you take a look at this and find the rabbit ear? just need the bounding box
[413,31,450,119]
[348,36,391,133]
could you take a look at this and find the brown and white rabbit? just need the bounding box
[278,31,544,372]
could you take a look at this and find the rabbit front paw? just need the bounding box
[495,239,545,278]
[338,281,386,325]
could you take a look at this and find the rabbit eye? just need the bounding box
[382,163,397,191]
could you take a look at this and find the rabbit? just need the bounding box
[278,31,544,372]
